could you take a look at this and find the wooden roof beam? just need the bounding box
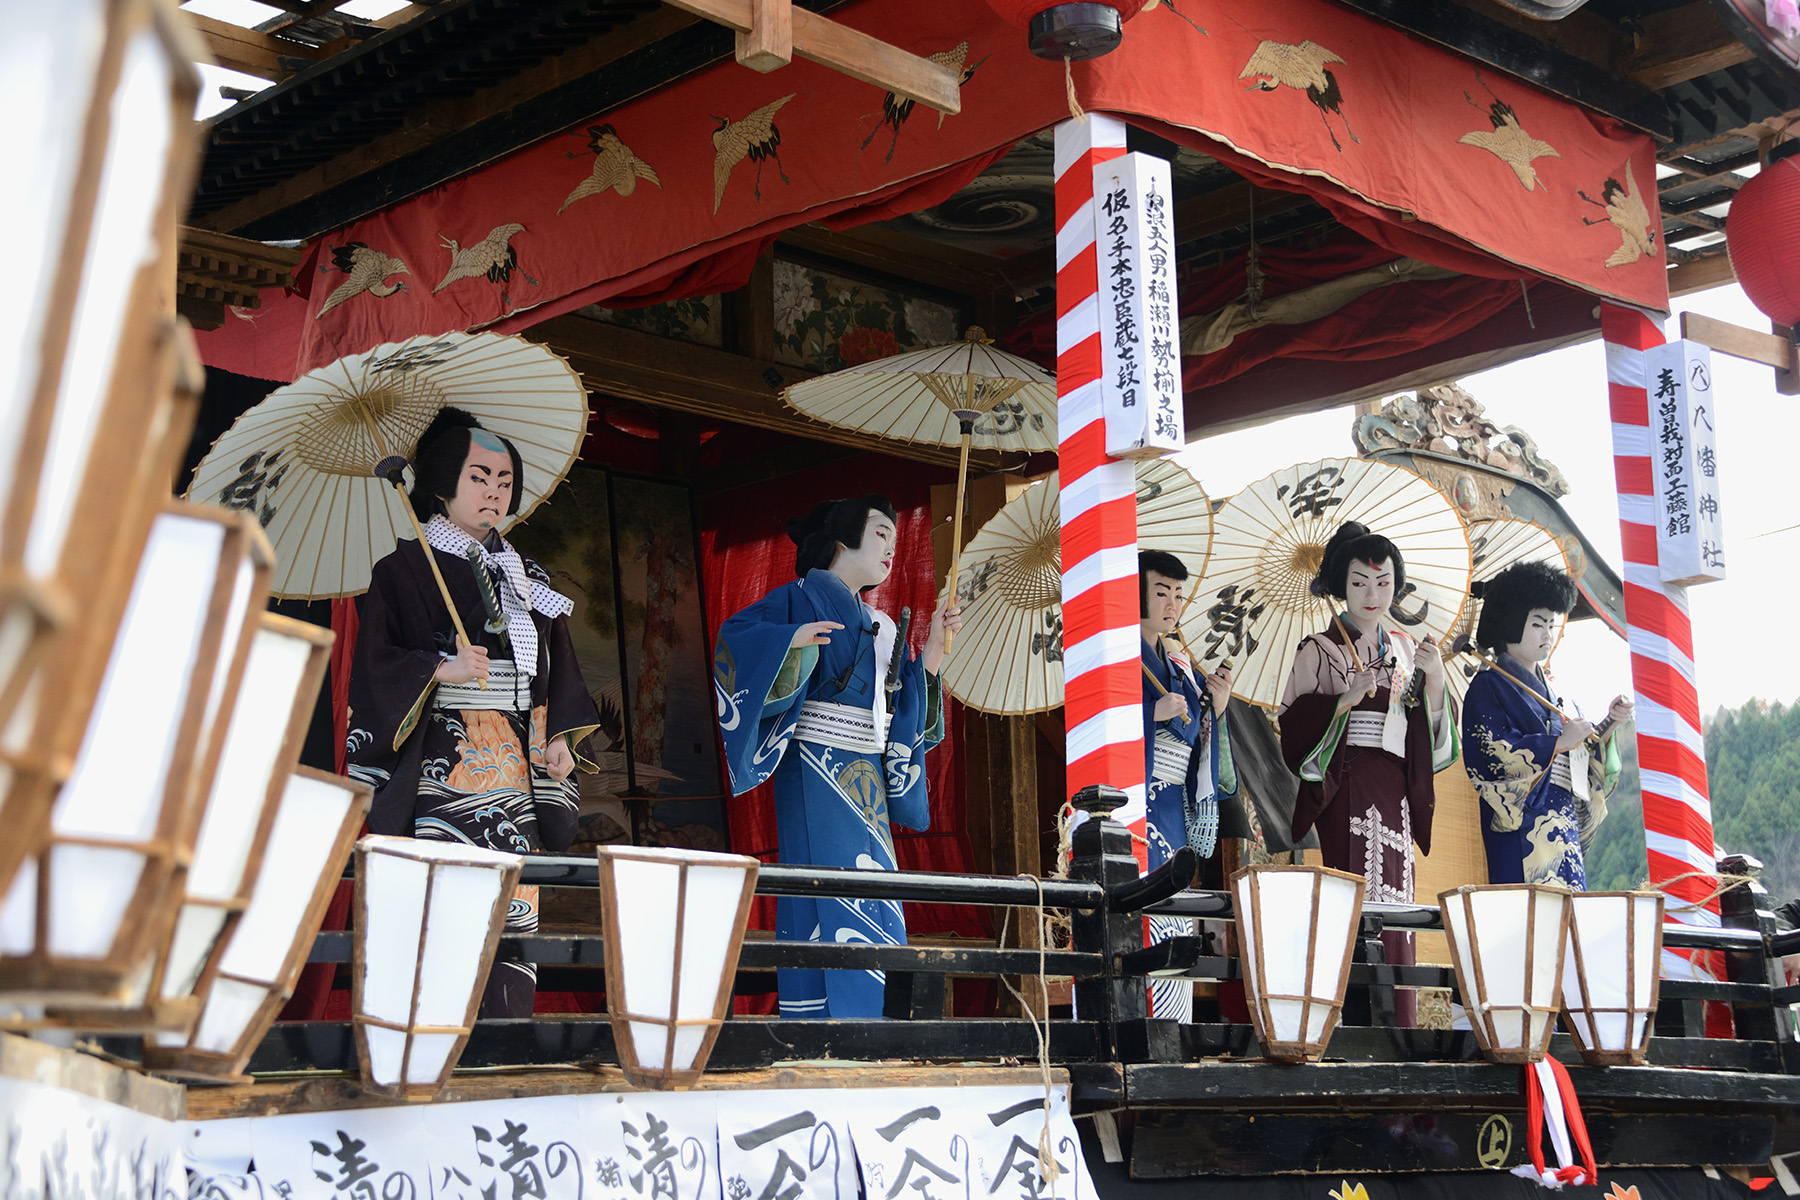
[182,11,324,80]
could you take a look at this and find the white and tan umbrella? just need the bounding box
[186,331,589,600]
[1443,517,1576,705]
[783,329,1057,651]
[942,458,1212,715]
[1178,457,1472,710]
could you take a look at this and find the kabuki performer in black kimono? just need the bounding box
[1139,550,1237,1022]
[713,496,960,1018]
[1462,560,1630,889]
[1279,522,1455,1026]
[347,408,601,1017]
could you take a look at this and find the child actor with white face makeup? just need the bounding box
[712,495,960,1019]
[1278,521,1456,1027]
[1461,559,1633,889]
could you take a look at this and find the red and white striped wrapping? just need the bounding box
[1056,114,1148,861]
[1601,303,1723,989]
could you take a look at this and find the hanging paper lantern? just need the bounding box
[985,0,1152,60]
[1726,141,1800,326]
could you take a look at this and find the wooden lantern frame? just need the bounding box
[1561,889,1665,1067]
[1230,864,1364,1063]
[0,504,272,1005]
[351,836,523,1101]
[1440,882,1573,1065]
[0,0,205,902]
[142,767,372,1082]
[52,611,333,1033]
[595,844,761,1090]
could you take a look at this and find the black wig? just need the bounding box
[408,407,525,523]
[788,494,898,578]
[1312,520,1406,601]
[1139,548,1189,618]
[1475,559,1578,654]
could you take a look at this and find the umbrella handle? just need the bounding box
[941,421,974,658]
[392,481,486,690]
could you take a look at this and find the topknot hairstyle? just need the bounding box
[788,494,898,580]
[408,407,525,523]
[1311,520,1406,601]
[1475,559,1578,654]
[1139,549,1189,618]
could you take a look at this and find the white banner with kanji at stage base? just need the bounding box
[181,1085,1096,1200]
[0,1076,183,1200]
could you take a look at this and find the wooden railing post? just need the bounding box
[1069,784,1146,1059]
[1717,854,1799,1064]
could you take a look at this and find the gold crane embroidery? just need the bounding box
[1240,39,1358,152]
[433,222,539,308]
[860,43,987,164]
[316,242,411,316]
[1579,161,1656,268]
[712,94,795,214]
[559,124,661,214]
[1458,72,1560,191]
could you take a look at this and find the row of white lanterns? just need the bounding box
[1235,866,1665,1068]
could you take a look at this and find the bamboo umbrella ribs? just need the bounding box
[782,329,1057,654]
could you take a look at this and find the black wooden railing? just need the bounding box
[235,786,1800,1097]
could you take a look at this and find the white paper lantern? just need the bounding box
[0,505,267,1004]
[1441,883,1572,1063]
[143,768,371,1080]
[353,836,523,1100]
[597,845,759,1089]
[1562,890,1664,1066]
[0,0,202,907]
[1232,865,1364,1062]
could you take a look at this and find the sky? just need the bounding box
[1176,282,1798,719]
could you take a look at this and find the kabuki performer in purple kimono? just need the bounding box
[1462,560,1630,889]
[713,496,960,1018]
[1279,521,1455,1026]
[346,408,601,1018]
[1139,550,1236,1022]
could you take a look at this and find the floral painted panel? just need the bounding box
[580,295,723,347]
[772,258,963,372]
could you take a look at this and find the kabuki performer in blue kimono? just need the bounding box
[1139,549,1236,1022]
[1462,560,1631,889]
[713,495,961,1018]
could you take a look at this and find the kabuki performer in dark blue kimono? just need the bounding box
[1462,560,1631,889]
[1139,550,1236,1022]
[713,496,960,1018]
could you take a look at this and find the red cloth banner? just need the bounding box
[196,0,1666,382]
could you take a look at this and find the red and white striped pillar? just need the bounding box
[1600,302,1724,995]
[1056,114,1148,860]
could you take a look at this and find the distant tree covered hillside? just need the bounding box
[1584,697,1800,901]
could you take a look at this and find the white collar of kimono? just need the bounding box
[422,515,574,675]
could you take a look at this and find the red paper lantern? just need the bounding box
[985,0,1152,60]
[1726,142,1800,327]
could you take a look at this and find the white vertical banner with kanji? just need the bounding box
[1092,151,1184,460]
[1643,338,1725,585]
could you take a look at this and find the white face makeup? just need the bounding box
[1343,557,1395,634]
[830,511,896,591]
[1504,606,1562,666]
[442,442,514,539]
[1142,570,1185,641]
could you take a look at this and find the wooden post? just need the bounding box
[992,712,1044,1018]
[1068,784,1146,1057]
[736,0,793,71]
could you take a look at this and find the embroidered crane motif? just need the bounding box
[859,43,986,165]
[317,242,410,316]
[1579,162,1656,268]
[711,94,796,213]
[1240,39,1358,152]
[559,124,661,213]
[1458,72,1560,191]
[433,222,539,308]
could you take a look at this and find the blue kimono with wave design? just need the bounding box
[714,568,943,1018]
